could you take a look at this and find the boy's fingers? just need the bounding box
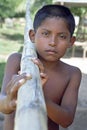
[40,72,47,78]
[6,74,19,92]
[7,74,32,99]
[9,100,16,110]
[11,74,32,95]
[12,73,31,83]
[40,72,48,87]
[31,58,45,73]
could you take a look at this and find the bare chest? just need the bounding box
[43,72,69,104]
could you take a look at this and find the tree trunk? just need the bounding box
[14,0,47,130]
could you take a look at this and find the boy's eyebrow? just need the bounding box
[41,28,49,31]
[58,32,69,35]
[41,28,69,35]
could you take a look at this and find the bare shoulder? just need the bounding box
[70,65,82,88]
[62,61,82,88]
[6,53,22,71]
[62,60,81,76]
[7,52,22,65]
[67,63,81,79]
[1,53,22,93]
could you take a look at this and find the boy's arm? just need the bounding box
[0,53,31,114]
[3,112,15,130]
[45,67,81,128]
[0,53,21,113]
[0,53,21,130]
[0,53,32,130]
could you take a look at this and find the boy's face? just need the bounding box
[29,17,75,62]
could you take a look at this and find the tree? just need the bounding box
[70,7,87,41]
[30,0,52,19]
[0,0,22,19]
[70,7,87,18]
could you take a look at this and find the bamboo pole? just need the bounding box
[14,0,47,130]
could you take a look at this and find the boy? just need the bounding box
[0,4,81,130]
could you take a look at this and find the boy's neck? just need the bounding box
[40,58,61,71]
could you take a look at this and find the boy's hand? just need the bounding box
[4,73,32,114]
[31,58,48,87]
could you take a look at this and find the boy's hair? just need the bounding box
[33,4,75,36]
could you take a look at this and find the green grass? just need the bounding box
[0,26,24,55]
[0,60,6,90]
[0,25,25,90]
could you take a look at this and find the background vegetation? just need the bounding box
[0,0,87,20]
[0,24,24,89]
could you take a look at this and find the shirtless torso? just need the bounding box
[2,53,81,130]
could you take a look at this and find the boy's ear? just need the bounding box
[69,36,76,48]
[29,29,35,43]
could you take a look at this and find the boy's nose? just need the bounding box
[49,36,57,47]
[49,41,56,47]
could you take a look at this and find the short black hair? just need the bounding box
[33,4,75,36]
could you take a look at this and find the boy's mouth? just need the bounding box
[46,49,57,54]
[45,49,57,54]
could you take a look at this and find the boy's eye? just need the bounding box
[59,34,67,39]
[58,33,68,39]
[42,31,49,37]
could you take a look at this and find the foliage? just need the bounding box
[0,0,87,20]
[0,26,24,55]
[14,0,26,17]
[70,7,87,18]
[0,25,24,90]
[0,61,5,90]
[0,0,22,19]
[30,0,53,18]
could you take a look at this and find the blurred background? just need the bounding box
[0,0,87,130]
